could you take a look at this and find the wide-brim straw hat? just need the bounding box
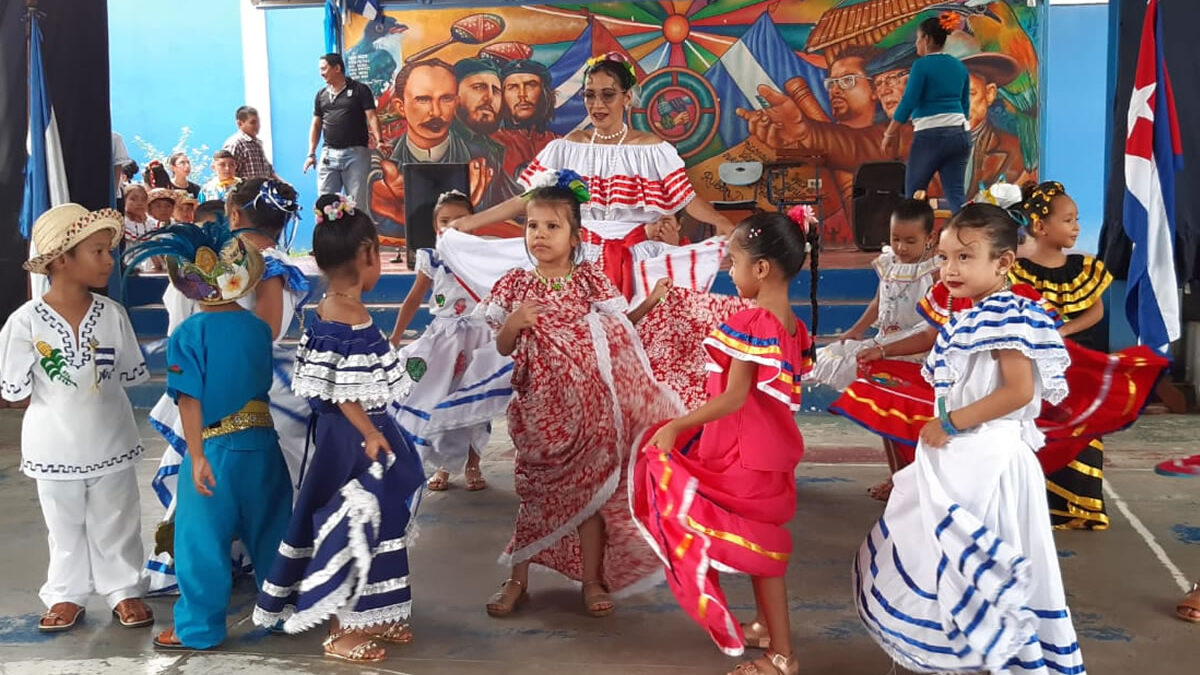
[24,203,123,275]
[147,187,180,205]
[166,234,265,306]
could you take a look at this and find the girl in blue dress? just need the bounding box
[253,194,424,664]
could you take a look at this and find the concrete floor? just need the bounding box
[0,411,1196,675]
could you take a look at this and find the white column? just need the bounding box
[240,0,274,160]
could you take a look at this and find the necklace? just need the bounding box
[591,123,628,142]
[324,290,363,304]
[534,264,575,291]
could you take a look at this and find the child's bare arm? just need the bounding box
[860,325,937,362]
[390,272,432,346]
[178,395,216,497]
[948,349,1035,430]
[843,294,880,340]
[649,359,755,450]
[1059,301,1104,338]
[337,400,391,460]
[252,277,286,340]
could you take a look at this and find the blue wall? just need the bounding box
[109,0,245,186]
[1043,2,1109,253]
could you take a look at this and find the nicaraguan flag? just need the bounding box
[1122,0,1183,354]
[21,12,69,297]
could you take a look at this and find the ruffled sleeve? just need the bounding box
[518,139,567,189]
[1010,283,1064,328]
[414,248,435,279]
[291,323,409,408]
[0,304,35,401]
[923,293,1069,405]
[474,268,529,331]
[703,309,808,411]
[871,248,896,279]
[577,262,629,315]
[261,251,313,307]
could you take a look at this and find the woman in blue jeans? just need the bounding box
[882,15,972,212]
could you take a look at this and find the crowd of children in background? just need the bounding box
[2,72,1191,672]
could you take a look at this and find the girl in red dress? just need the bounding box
[477,175,681,618]
[633,211,819,675]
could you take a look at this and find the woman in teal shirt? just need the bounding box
[882,16,972,212]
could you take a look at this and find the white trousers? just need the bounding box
[36,466,145,609]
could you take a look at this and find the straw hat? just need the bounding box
[24,203,123,274]
[166,234,265,306]
[175,190,199,205]
[147,187,180,205]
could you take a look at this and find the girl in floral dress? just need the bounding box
[253,194,424,663]
[390,190,506,492]
[634,211,817,675]
[477,178,681,618]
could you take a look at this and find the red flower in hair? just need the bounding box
[787,204,816,233]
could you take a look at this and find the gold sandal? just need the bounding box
[464,464,488,491]
[582,580,615,617]
[729,650,799,675]
[486,578,529,617]
[368,622,413,644]
[742,620,770,649]
[323,630,386,663]
[427,469,450,491]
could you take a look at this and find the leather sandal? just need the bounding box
[1177,581,1200,623]
[742,620,770,649]
[729,650,800,675]
[486,578,529,617]
[323,629,386,663]
[152,627,188,650]
[112,598,154,628]
[368,622,414,644]
[38,603,85,633]
[582,580,615,617]
[427,469,450,491]
[464,464,488,491]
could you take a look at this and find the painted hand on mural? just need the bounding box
[468,158,494,207]
[735,86,812,151]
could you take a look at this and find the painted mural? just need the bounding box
[345,0,1042,247]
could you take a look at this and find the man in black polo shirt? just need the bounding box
[305,53,382,216]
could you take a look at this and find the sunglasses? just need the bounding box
[823,74,868,91]
[583,89,625,105]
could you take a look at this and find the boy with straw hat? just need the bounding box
[0,204,154,632]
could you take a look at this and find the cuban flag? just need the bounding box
[20,12,69,297]
[1122,0,1184,354]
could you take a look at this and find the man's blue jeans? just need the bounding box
[317,146,373,217]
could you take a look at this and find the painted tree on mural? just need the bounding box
[343,0,1040,249]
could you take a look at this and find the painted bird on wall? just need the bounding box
[346,15,409,97]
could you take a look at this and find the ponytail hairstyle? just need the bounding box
[918,14,953,49]
[733,205,821,346]
[311,194,378,274]
[228,177,302,244]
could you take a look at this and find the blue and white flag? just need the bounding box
[346,0,381,22]
[20,12,69,297]
[1122,0,1184,354]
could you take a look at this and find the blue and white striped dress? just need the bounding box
[854,291,1086,674]
[253,317,424,632]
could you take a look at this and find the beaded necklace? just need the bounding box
[534,263,576,291]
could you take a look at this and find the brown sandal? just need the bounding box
[323,629,386,663]
[582,580,614,617]
[153,627,187,650]
[368,622,413,644]
[1177,582,1200,623]
[486,578,529,617]
[464,464,488,491]
[427,469,450,491]
[867,479,893,502]
[38,603,85,633]
[729,650,800,675]
[742,620,770,649]
[112,598,154,628]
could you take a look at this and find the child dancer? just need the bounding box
[853,203,1087,674]
[390,190,504,491]
[808,199,938,499]
[477,176,681,618]
[144,179,311,594]
[253,194,424,664]
[1010,181,1113,530]
[124,223,293,650]
[633,211,815,675]
[1,204,152,633]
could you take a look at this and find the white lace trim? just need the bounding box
[376,537,407,554]
[500,462,621,566]
[336,601,413,632]
[278,542,313,559]
[360,575,410,596]
[593,296,629,315]
[292,342,410,407]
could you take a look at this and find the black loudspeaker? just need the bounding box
[851,161,906,252]
[402,163,469,270]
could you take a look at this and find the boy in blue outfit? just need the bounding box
[126,222,292,649]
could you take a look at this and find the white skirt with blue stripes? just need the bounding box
[854,421,1086,674]
[389,315,512,472]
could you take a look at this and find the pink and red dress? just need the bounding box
[477,262,682,593]
[632,308,814,656]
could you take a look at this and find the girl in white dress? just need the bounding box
[854,203,1085,674]
[389,190,509,492]
[145,178,311,593]
[1,204,153,632]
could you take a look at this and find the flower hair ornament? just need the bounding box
[435,189,469,210]
[585,52,637,86]
[123,218,265,306]
[787,204,817,234]
[314,194,357,225]
[523,168,591,204]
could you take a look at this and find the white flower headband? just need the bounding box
[314,194,357,225]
